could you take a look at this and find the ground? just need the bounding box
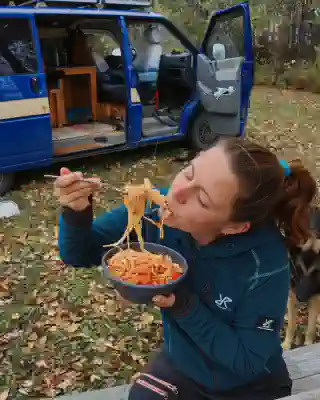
[0,87,319,399]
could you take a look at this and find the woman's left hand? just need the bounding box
[152,294,176,308]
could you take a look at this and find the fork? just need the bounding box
[43,174,126,193]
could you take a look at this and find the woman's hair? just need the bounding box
[221,138,317,246]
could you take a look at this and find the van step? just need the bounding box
[142,117,179,138]
[54,143,105,155]
[52,122,126,155]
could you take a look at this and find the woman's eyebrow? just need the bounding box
[189,162,195,176]
[191,161,214,206]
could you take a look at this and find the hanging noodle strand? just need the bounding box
[104,178,172,250]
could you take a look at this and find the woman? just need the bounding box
[55,138,317,400]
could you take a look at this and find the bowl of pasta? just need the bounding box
[102,242,188,304]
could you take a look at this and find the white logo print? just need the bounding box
[258,319,275,331]
[213,86,235,100]
[215,293,232,311]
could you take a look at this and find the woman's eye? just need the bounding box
[198,197,209,209]
[198,192,210,209]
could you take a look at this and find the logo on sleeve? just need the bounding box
[215,293,232,311]
[256,316,279,332]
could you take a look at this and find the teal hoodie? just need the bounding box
[58,189,290,391]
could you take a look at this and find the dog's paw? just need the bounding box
[282,340,292,351]
[304,338,315,346]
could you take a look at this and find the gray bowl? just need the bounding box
[102,242,188,304]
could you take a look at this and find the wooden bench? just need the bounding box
[283,343,320,397]
[56,344,320,400]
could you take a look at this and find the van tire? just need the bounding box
[0,173,14,196]
[189,111,219,151]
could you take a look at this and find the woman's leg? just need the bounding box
[128,351,207,400]
[129,352,291,400]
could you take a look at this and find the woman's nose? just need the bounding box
[173,186,189,204]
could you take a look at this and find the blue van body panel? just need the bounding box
[0,2,253,176]
[0,14,52,173]
[238,2,254,136]
[0,117,52,172]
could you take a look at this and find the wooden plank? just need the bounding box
[280,388,320,399]
[52,385,131,400]
[54,143,104,155]
[284,344,320,394]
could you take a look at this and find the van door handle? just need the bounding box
[30,77,41,95]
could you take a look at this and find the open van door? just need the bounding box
[194,2,253,146]
[0,14,52,194]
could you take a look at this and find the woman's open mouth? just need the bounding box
[158,199,174,220]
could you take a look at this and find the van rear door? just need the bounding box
[0,14,52,174]
[196,2,254,137]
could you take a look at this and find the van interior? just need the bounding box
[34,14,196,156]
[36,16,128,156]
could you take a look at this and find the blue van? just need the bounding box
[0,0,254,194]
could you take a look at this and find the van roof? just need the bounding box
[0,6,161,18]
[2,0,151,8]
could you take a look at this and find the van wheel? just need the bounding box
[189,111,219,151]
[0,173,14,196]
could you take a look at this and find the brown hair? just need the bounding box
[221,138,317,246]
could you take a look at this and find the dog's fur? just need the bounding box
[282,208,320,350]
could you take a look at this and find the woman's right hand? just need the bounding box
[54,167,101,212]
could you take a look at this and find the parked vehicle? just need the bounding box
[0,0,254,194]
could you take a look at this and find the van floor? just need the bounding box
[52,122,126,156]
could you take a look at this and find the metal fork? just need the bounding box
[43,174,126,193]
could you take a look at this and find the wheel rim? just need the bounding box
[198,120,217,145]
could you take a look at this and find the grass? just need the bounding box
[0,87,319,399]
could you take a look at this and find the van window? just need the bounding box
[127,22,191,72]
[0,18,38,76]
[85,31,121,73]
[204,10,244,60]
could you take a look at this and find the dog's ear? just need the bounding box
[300,237,314,252]
[312,238,320,254]
[310,206,320,235]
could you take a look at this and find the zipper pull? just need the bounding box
[141,373,179,395]
[136,378,169,399]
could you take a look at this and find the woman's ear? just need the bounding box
[221,222,251,236]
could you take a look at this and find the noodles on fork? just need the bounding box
[104,178,172,251]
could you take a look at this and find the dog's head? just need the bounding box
[290,207,320,301]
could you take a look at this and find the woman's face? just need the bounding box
[165,144,245,243]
